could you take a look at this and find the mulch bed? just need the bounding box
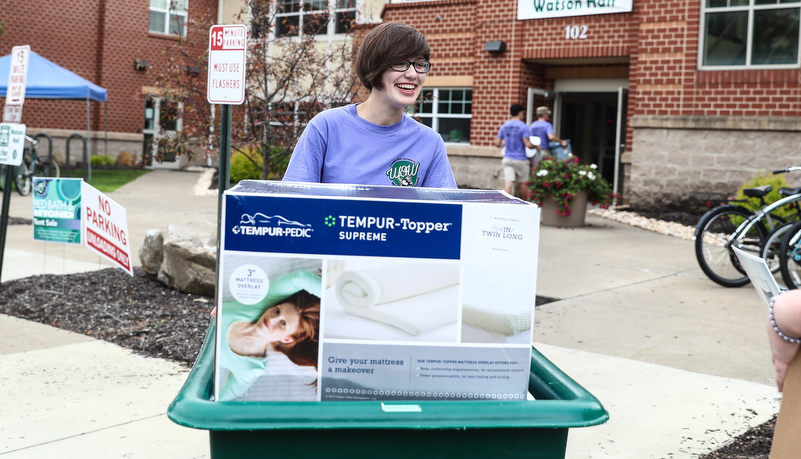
[0,268,212,366]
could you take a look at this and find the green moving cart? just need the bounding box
[168,323,608,459]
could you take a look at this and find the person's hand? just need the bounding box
[769,291,801,391]
[561,140,567,147]
[767,315,801,391]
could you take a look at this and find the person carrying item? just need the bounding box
[495,104,537,199]
[283,22,456,188]
[529,106,570,161]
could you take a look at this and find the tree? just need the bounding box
[145,0,360,180]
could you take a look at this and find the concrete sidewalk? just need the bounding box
[0,170,782,458]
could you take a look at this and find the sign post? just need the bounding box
[0,123,26,282]
[207,23,247,216]
[207,24,247,305]
[0,44,30,282]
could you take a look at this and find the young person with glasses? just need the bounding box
[284,22,456,188]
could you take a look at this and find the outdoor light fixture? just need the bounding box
[484,41,506,53]
[133,59,150,71]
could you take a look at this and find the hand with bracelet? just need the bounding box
[767,290,801,391]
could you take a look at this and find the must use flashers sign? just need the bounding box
[207,24,247,105]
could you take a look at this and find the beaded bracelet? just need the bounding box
[770,295,801,344]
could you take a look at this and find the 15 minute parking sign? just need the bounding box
[207,24,247,105]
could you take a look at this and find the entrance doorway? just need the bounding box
[143,96,182,169]
[559,92,618,185]
[528,79,628,195]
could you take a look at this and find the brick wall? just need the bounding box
[1,0,217,136]
[382,0,801,206]
[384,0,801,138]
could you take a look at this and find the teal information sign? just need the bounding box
[32,178,82,244]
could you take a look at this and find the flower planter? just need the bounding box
[540,191,588,228]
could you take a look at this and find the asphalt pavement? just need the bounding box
[0,169,782,458]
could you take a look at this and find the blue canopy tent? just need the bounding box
[0,50,109,170]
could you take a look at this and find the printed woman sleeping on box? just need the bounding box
[217,270,321,401]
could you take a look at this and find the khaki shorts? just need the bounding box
[502,158,530,184]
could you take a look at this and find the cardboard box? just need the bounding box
[214,181,540,402]
[770,350,801,458]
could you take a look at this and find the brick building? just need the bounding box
[1,0,218,167]
[381,0,801,209]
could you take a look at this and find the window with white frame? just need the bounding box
[408,88,473,144]
[701,0,800,67]
[275,0,357,38]
[149,0,188,37]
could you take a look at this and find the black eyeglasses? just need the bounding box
[390,60,431,74]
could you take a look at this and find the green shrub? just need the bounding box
[230,149,264,183]
[90,154,115,166]
[736,172,794,220]
[265,146,290,179]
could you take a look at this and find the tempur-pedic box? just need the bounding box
[214,181,540,402]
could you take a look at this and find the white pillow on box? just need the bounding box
[461,268,534,336]
[526,136,541,159]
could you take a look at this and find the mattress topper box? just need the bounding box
[214,181,541,402]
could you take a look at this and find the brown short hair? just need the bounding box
[356,22,431,92]
[271,290,320,369]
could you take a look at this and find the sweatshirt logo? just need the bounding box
[386,158,420,187]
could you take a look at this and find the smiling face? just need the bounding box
[375,60,427,111]
[228,302,301,357]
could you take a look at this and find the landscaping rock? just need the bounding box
[139,229,163,276]
[138,220,217,297]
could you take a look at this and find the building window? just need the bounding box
[409,88,473,144]
[275,0,357,38]
[701,0,801,67]
[149,0,188,37]
[334,0,356,34]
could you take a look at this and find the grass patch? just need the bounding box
[64,168,150,193]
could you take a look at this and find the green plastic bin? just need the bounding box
[168,323,608,459]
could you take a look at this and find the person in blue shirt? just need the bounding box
[496,104,537,199]
[283,22,456,188]
[529,106,569,160]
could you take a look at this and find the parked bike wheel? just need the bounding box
[14,149,32,196]
[695,205,767,287]
[779,220,801,289]
[760,220,795,289]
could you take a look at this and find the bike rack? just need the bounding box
[65,133,88,181]
[32,132,54,163]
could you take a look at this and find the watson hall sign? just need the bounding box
[518,0,632,19]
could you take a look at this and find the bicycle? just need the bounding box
[13,135,60,196]
[694,166,801,288]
